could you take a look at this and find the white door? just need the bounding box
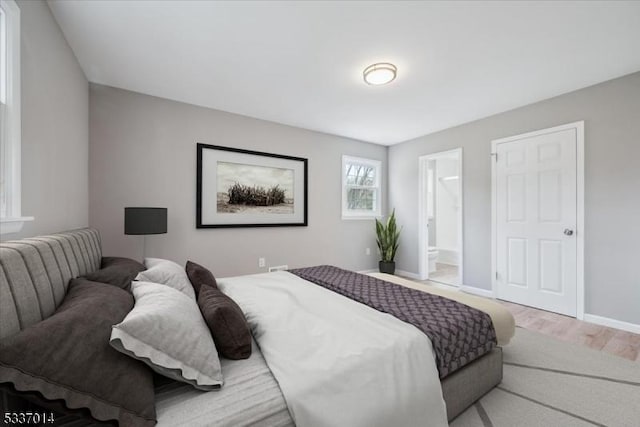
[495,127,578,316]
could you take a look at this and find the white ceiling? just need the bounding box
[48,1,640,145]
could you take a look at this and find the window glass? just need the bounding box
[342,156,381,219]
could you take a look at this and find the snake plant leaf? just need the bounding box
[375,209,402,262]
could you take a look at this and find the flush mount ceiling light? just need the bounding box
[363,63,397,85]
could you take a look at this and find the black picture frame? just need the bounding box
[196,143,308,228]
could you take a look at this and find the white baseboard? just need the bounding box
[460,285,495,299]
[357,268,378,274]
[395,269,421,280]
[583,314,640,334]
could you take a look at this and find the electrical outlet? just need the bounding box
[258,257,266,268]
[365,247,371,256]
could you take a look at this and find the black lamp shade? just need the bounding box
[124,207,167,235]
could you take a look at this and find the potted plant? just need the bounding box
[375,209,401,274]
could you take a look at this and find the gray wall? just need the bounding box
[7,0,89,239]
[89,84,387,276]
[389,71,640,325]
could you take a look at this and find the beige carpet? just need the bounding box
[451,328,640,427]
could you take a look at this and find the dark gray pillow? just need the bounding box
[198,285,252,360]
[0,278,156,427]
[83,256,146,291]
[186,260,218,294]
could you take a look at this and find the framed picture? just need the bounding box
[196,143,308,228]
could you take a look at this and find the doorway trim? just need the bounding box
[418,148,464,285]
[491,121,585,319]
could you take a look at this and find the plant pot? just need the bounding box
[378,261,396,275]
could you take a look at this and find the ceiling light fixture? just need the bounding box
[363,63,397,85]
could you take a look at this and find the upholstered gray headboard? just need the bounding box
[0,228,102,339]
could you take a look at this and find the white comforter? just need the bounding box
[218,271,448,427]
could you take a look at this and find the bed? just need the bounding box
[0,228,514,425]
[369,273,515,347]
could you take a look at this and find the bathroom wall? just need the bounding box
[426,160,436,247]
[434,157,459,264]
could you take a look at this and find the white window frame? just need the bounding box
[341,155,382,220]
[0,0,32,235]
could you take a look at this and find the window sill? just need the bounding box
[342,215,381,221]
[0,216,34,235]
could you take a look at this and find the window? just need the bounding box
[342,155,382,219]
[0,0,30,234]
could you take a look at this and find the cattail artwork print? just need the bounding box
[216,162,294,214]
[197,143,307,228]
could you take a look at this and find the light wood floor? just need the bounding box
[497,299,640,362]
[407,277,640,362]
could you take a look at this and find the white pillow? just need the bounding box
[110,281,223,391]
[143,257,164,268]
[135,258,195,299]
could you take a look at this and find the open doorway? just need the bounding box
[418,148,463,286]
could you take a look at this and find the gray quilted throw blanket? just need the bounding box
[289,265,497,378]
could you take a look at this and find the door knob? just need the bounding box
[564,229,574,236]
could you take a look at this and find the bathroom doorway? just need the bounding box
[418,148,463,286]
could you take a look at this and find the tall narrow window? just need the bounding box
[342,155,382,219]
[0,6,7,218]
[0,0,29,234]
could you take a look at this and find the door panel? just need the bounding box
[539,239,562,293]
[507,174,526,222]
[538,170,562,222]
[496,128,577,316]
[507,238,528,287]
